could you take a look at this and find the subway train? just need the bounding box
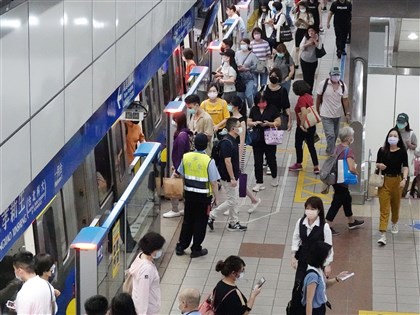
[0,0,240,313]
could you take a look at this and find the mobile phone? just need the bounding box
[6,300,15,310]
[338,272,354,281]
[256,277,266,288]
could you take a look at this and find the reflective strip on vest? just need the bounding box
[183,152,211,195]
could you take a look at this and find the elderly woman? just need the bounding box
[325,126,365,236]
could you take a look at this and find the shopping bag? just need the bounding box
[264,128,284,145]
[239,173,247,198]
[162,177,184,199]
[300,106,321,129]
[336,148,358,185]
[369,169,384,187]
[280,23,293,42]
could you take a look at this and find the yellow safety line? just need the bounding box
[359,311,420,315]
[294,136,333,204]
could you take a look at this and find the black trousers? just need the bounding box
[326,184,353,222]
[177,192,211,252]
[300,58,318,91]
[312,304,327,315]
[295,125,318,166]
[334,23,350,53]
[252,142,277,183]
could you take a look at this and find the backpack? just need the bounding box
[211,138,233,167]
[286,269,319,315]
[319,146,347,185]
[320,78,346,114]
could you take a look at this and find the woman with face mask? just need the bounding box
[394,113,418,197]
[291,196,333,283]
[250,27,271,94]
[235,39,258,109]
[213,255,261,314]
[224,5,246,42]
[214,48,238,105]
[293,1,314,69]
[200,83,231,140]
[130,232,165,315]
[324,126,365,235]
[34,253,61,297]
[182,48,196,87]
[299,25,322,90]
[272,43,295,93]
[376,128,409,246]
[247,93,281,191]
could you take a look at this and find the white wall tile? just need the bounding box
[116,0,136,38]
[116,28,136,86]
[93,46,116,111]
[135,13,153,64]
[64,0,93,84]
[31,92,65,177]
[151,2,169,49]
[29,1,64,113]
[65,67,93,141]
[1,125,31,211]
[135,0,155,22]
[395,75,420,138]
[93,0,116,59]
[166,0,180,28]
[0,3,30,142]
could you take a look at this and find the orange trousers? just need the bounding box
[378,176,402,232]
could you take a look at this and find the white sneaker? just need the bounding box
[266,167,272,175]
[248,198,261,213]
[179,210,184,216]
[271,177,279,187]
[377,234,387,246]
[163,210,181,218]
[391,223,398,234]
[252,184,265,192]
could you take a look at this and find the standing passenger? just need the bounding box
[272,43,295,94]
[84,295,108,315]
[376,128,408,246]
[175,133,220,258]
[327,0,352,58]
[125,120,145,164]
[214,49,238,102]
[250,27,271,93]
[109,293,136,315]
[299,26,322,91]
[182,48,196,85]
[235,39,258,109]
[178,288,201,315]
[130,232,165,315]
[293,1,314,69]
[34,253,61,297]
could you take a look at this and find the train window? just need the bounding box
[39,206,59,262]
[152,75,163,127]
[143,84,154,135]
[94,135,114,205]
[161,63,172,106]
[114,121,126,182]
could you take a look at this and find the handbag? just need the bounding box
[198,289,237,315]
[279,113,289,131]
[315,44,327,58]
[336,148,358,185]
[264,128,284,145]
[239,173,247,198]
[300,106,321,129]
[255,59,266,73]
[162,177,184,199]
[280,21,293,42]
[369,169,384,187]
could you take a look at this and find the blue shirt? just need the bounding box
[177,150,221,182]
[301,267,327,308]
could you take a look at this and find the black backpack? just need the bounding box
[286,269,319,315]
[211,138,232,167]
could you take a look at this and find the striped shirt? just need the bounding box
[250,40,271,60]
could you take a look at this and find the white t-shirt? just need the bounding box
[317,79,348,118]
[15,276,57,315]
[221,65,237,93]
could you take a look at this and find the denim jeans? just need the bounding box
[238,80,255,108]
[285,6,294,27]
[321,116,340,155]
[210,180,239,225]
[280,79,291,95]
[253,72,268,95]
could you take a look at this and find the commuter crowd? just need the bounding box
[1,0,418,314]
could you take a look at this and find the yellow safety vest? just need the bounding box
[182,152,212,195]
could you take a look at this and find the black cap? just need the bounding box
[194,133,208,151]
[396,113,408,124]
[220,48,235,58]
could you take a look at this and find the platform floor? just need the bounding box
[156,14,420,315]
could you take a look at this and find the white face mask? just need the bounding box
[222,56,230,63]
[349,137,354,144]
[153,250,163,259]
[330,75,340,83]
[300,7,306,12]
[171,120,177,126]
[240,44,248,51]
[15,271,23,282]
[388,136,399,145]
[254,33,261,40]
[305,209,318,220]
[237,271,245,280]
[208,92,218,100]
[237,127,243,135]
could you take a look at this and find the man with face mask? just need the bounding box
[208,118,248,232]
[327,0,352,58]
[13,251,58,315]
[178,288,201,315]
[316,66,350,156]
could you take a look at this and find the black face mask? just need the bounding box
[269,77,279,84]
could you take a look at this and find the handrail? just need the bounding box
[352,58,367,123]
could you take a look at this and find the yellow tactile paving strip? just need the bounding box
[359,311,420,315]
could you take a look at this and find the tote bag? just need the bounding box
[264,128,284,145]
[336,148,358,185]
[300,106,321,129]
[280,21,293,42]
[162,177,184,199]
[369,169,384,187]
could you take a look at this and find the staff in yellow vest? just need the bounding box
[174,133,220,258]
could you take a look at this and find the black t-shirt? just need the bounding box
[213,280,248,315]
[218,134,240,181]
[330,0,352,25]
[376,147,408,175]
[249,105,281,144]
[263,86,290,114]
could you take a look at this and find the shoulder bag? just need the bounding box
[315,44,327,58]
[280,19,293,42]
[337,148,358,185]
[299,106,321,129]
[198,288,237,315]
[369,169,384,187]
